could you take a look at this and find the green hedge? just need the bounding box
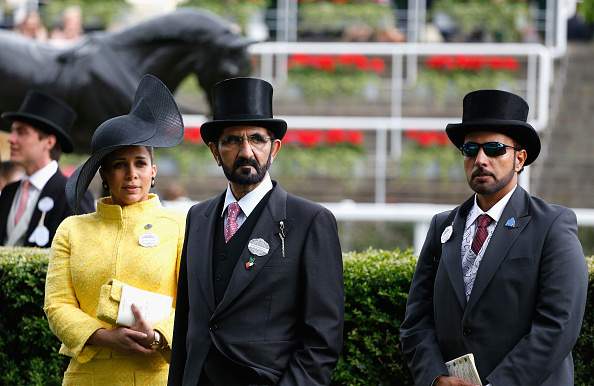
[1,247,593,385]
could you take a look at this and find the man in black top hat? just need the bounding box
[400,90,588,386]
[169,77,344,385]
[0,90,94,247]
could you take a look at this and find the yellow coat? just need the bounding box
[44,194,186,385]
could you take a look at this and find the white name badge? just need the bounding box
[139,232,159,247]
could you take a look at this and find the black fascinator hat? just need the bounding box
[445,89,540,166]
[200,77,287,144]
[66,74,184,213]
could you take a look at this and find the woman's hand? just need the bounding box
[128,303,155,348]
[88,303,156,355]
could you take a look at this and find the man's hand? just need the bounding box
[434,375,480,386]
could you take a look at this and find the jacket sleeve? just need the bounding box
[167,209,192,384]
[155,209,186,363]
[486,207,588,385]
[279,207,345,386]
[43,219,105,362]
[399,213,450,386]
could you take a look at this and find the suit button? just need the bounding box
[463,327,471,336]
[209,324,218,331]
[216,275,222,282]
[220,254,227,260]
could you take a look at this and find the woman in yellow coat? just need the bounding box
[44,75,186,385]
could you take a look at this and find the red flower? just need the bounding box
[353,54,369,71]
[406,130,449,147]
[426,55,456,71]
[371,57,386,73]
[325,129,347,145]
[501,56,520,71]
[426,55,520,72]
[288,54,386,75]
[298,130,324,147]
[184,127,202,144]
[282,130,300,145]
[347,130,364,145]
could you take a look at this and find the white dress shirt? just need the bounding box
[221,174,273,229]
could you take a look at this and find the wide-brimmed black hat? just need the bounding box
[2,90,76,153]
[200,77,287,145]
[446,89,540,166]
[66,74,184,213]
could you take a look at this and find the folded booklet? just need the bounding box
[445,353,482,385]
[96,279,173,327]
[116,283,173,326]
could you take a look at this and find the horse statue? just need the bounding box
[0,8,253,151]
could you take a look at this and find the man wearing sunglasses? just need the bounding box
[400,90,588,386]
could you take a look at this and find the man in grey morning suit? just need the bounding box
[168,77,344,385]
[400,90,588,386]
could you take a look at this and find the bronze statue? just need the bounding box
[0,8,253,151]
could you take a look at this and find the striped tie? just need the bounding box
[471,214,492,255]
[224,202,241,243]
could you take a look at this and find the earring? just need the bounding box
[151,177,155,188]
[102,180,109,190]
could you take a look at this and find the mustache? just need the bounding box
[472,167,495,179]
[233,157,260,171]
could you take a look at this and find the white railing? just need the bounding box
[272,0,573,57]
[184,41,552,203]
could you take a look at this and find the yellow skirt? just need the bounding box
[62,352,168,385]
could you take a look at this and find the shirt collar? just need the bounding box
[27,160,58,191]
[221,174,273,217]
[467,184,517,227]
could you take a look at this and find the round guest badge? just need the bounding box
[248,238,269,256]
[441,225,453,244]
[38,196,54,212]
[139,232,159,247]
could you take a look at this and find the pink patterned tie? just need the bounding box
[471,214,492,255]
[15,179,30,225]
[224,202,241,243]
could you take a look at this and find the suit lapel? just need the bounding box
[26,171,63,237]
[442,196,473,310]
[465,187,531,314]
[215,184,288,314]
[194,194,223,313]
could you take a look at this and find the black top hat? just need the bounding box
[200,77,287,145]
[66,74,185,213]
[446,89,541,166]
[1,90,76,153]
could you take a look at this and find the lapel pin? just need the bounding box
[505,217,516,228]
[144,223,153,230]
[278,221,286,258]
[248,238,269,256]
[246,257,255,270]
[441,223,453,244]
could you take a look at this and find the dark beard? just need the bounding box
[468,161,516,195]
[220,150,272,185]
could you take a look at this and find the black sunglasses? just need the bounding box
[459,142,518,157]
